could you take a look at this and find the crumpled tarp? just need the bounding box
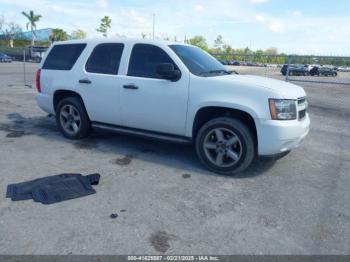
[6,173,100,205]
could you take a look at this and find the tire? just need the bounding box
[195,117,256,175]
[56,96,91,139]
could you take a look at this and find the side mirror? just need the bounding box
[156,63,181,81]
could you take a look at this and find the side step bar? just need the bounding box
[92,122,192,144]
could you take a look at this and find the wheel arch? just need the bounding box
[191,106,258,147]
[53,89,86,113]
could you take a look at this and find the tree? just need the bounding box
[214,35,224,51]
[3,22,22,47]
[21,10,42,46]
[50,28,69,43]
[222,44,234,59]
[96,16,112,37]
[186,36,208,51]
[0,16,22,47]
[0,15,4,32]
[72,29,87,39]
[141,32,147,39]
[264,47,278,56]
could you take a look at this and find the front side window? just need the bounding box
[169,44,229,77]
[128,44,178,79]
[86,43,124,75]
[43,44,86,70]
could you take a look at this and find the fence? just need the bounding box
[211,53,350,86]
[1,46,350,87]
[0,47,40,88]
[0,46,47,62]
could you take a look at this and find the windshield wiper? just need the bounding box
[199,70,232,76]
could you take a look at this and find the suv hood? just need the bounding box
[219,74,306,99]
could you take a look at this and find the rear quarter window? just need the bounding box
[42,44,86,70]
[85,43,124,75]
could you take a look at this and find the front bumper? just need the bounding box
[256,114,310,156]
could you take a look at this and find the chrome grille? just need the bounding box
[297,97,308,120]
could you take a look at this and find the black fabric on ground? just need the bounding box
[6,174,79,201]
[85,173,101,185]
[6,173,100,204]
[31,175,96,204]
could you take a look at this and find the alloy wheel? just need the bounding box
[203,127,243,168]
[59,104,81,136]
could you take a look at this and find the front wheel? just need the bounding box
[195,117,256,175]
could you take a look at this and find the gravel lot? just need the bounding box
[0,62,349,255]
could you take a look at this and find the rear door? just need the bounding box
[78,43,125,125]
[119,43,189,136]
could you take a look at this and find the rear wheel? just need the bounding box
[56,97,91,139]
[195,117,256,175]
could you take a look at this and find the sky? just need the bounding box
[1,0,350,55]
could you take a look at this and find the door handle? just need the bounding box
[79,78,92,84]
[123,84,139,90]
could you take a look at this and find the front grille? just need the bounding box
[298,97,306,105]
[297,97,307,120]
[299,109,306,120]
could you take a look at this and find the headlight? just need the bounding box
[269,99,297,120]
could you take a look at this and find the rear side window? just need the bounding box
[128,44,178,79]
[85,43,124,75]
[42,44,86,70]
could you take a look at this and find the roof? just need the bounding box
[53,37,191,47]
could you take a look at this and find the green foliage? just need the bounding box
[50,28,69,42]
[0,39,49,48]
[141,32,147,39]
[72,29,87,40]
[97,16,112,37]
[185,36,209,51]
[213,35,224,50]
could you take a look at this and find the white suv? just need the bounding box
[36,39,310,175]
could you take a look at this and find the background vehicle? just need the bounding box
[219,59,228,65]
[28,46,49,63]
[36,39,310,175]
[338,66,350,72]
[281,64,310,76]
[0,52,12,63]
[310,66,337,76]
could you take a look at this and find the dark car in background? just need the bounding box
[310,66,337,77]
[0,52,12,63]
[281,64,309,76]
[230,60,241,66]
[220,60,241,66]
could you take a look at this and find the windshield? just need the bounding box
[169,44,229,77]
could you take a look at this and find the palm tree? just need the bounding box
[49,28,69,43]
[21,10,42,46]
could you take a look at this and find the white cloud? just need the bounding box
[293,10,302,17]
[96,0,108,9]
[194,4,204,12]
[1,0,350,54]
[268,21,286,33]
[255,15,265,22]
